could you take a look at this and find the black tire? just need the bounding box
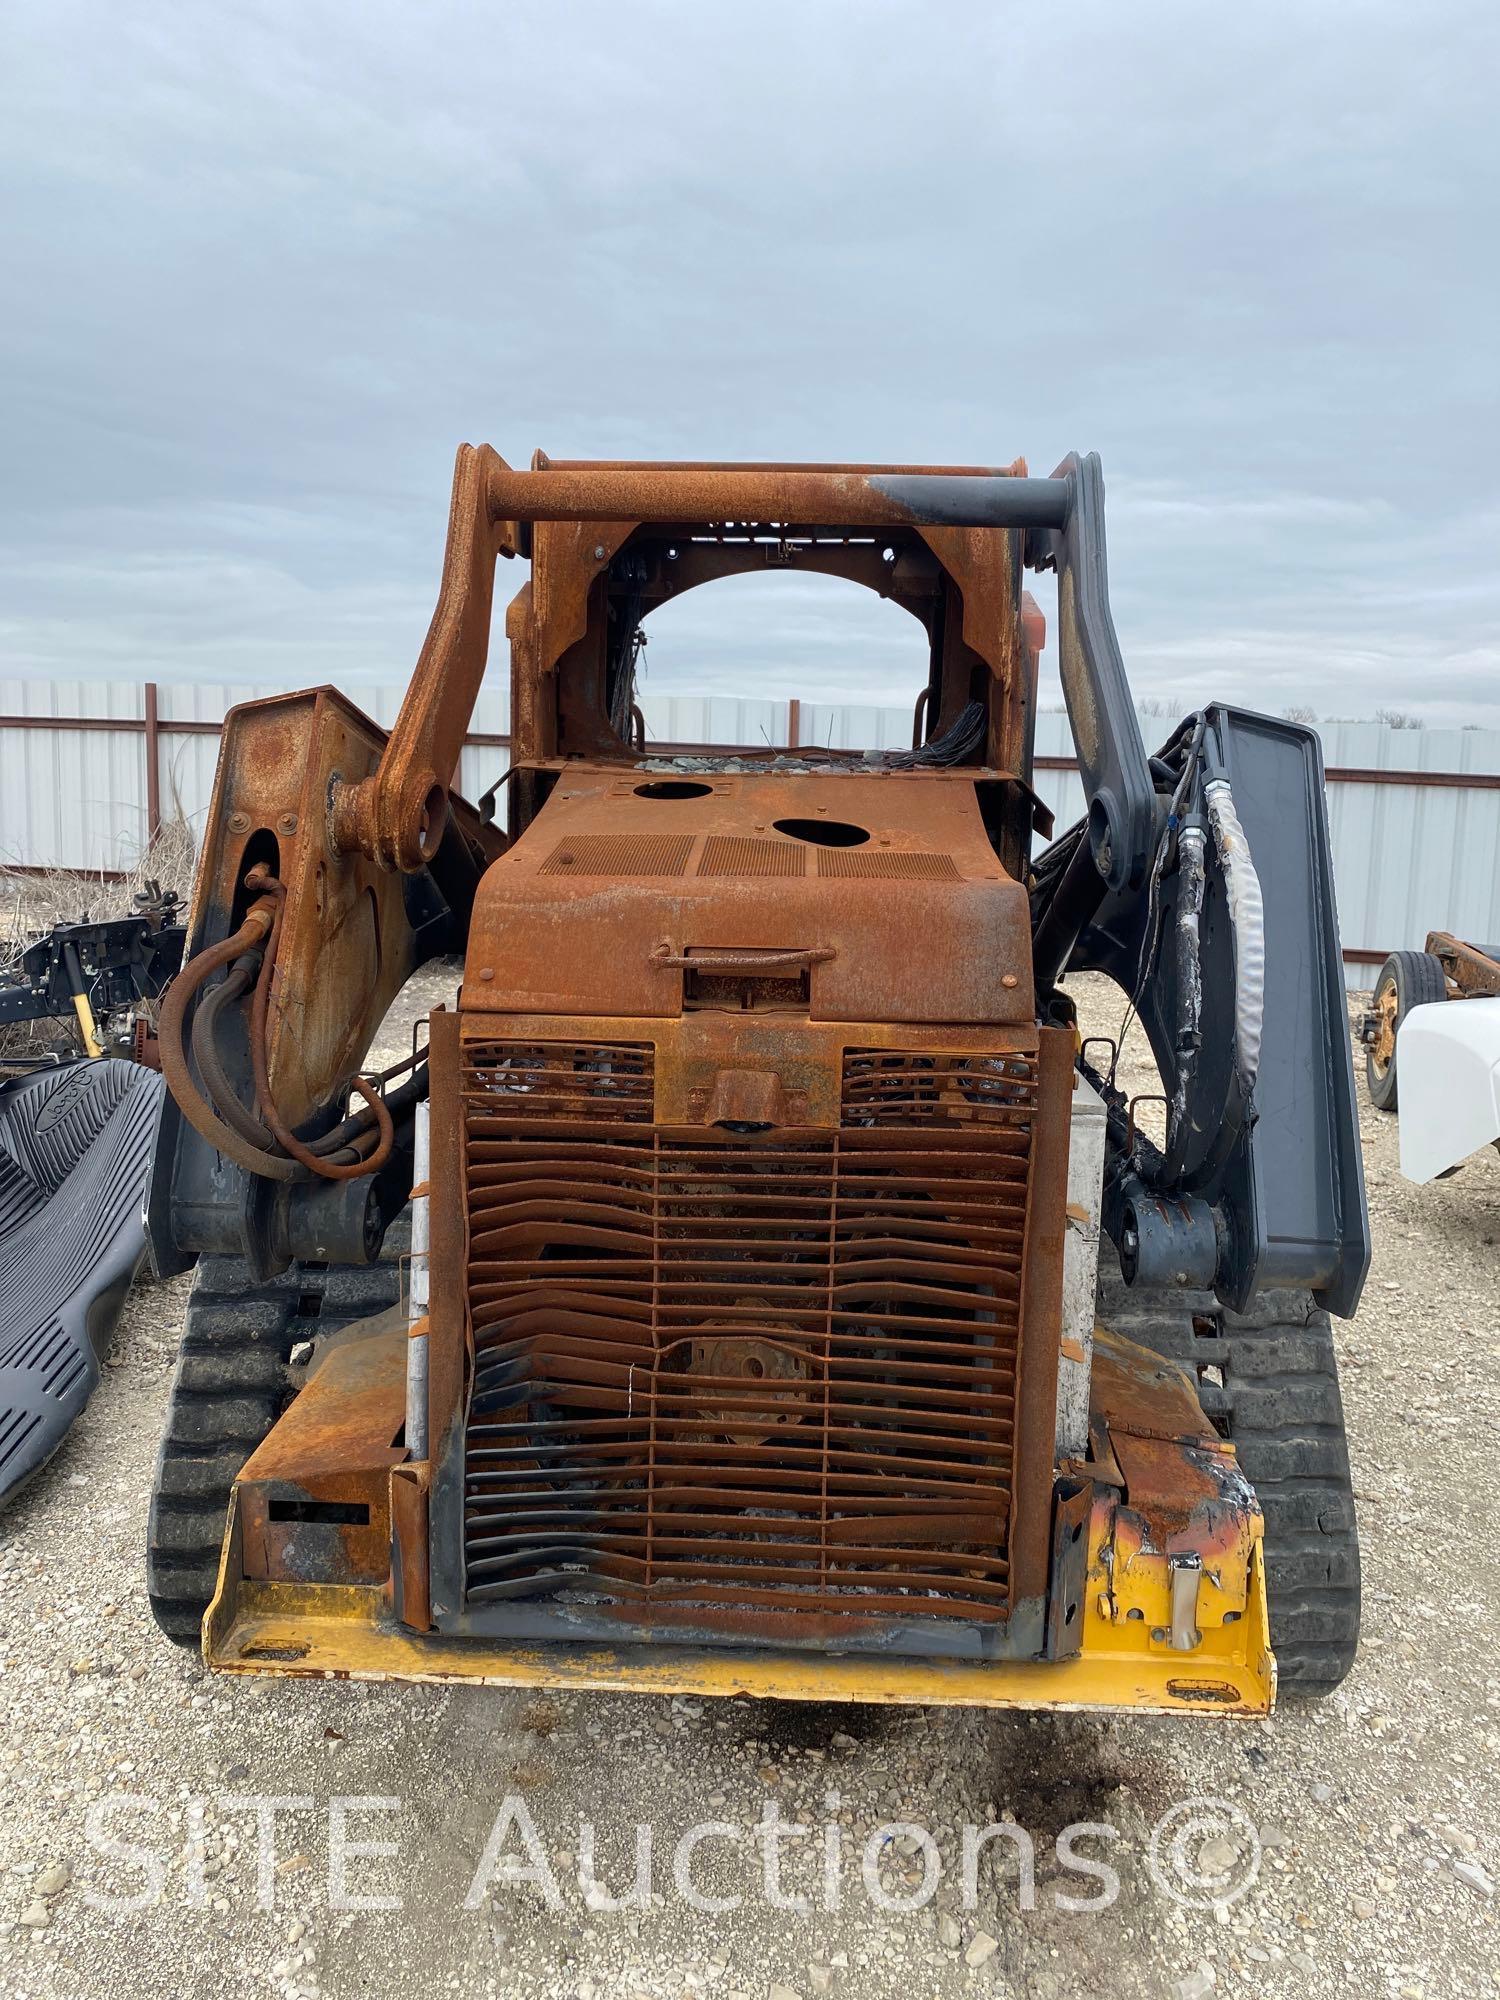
[1365,948,1446,1112]
[146,1252,403,1644]
[1097,1266,1361,1691]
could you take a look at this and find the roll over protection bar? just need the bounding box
[332,448,1157,890]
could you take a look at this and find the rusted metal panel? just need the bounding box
[235,1309,408,1585]
[1080,1330,1263,1656]
[389,1464,431,1632]
[185,690,421,1125]
[913,523,1027,768]
[454,1011,1035,1132]
[465,765,1032,1028]
[1426,929,1500,997]
[179,688,495,1127]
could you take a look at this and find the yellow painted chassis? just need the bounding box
[205,1516,1271,1716]
[203,1319,1275,1718]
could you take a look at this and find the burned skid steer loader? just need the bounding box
[146,451,1367,1714]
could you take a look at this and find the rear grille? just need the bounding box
[462,1041,654,1123]
[539,834,694,876]
[817,850,960,880]
[697,835,806,877]
[459,1038,1040,1640]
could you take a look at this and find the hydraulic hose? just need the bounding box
[161,871,403,1183]
[190,958,275,1152]
[191,955,382,1167]
[157,900,307,1180]
[248,891,395,1182]
[319,1061,429,1151]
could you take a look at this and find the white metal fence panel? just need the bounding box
[799,701,916,753]
[7,676,1500,990]
[1028,710,1500,988]
[152,680,275,846]
[2,677,150,874]
[1313,723,1500,976]
[1031,710,1091,838]
[639,693,787,751]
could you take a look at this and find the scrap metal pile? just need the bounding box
[0,882,185,1071]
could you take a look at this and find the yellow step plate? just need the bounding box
[204,1499,1274,1718]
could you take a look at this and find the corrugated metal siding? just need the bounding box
[1313,722,1500,974]
[152,680,274,847]
[639,693,786,750]
[6,678,1500,989]
[1,677,149,875]
[799,701,916,753]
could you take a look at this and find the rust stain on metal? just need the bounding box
[1425,929,1500,999]
[1079,1327,1262,1645]
[236,1311,410,1587]
[163,688,500,1137]
[464,767,1032,1028]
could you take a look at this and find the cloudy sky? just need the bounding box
[4,2,1497,726]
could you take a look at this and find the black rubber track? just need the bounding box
[146,1252,403,1644]
[1096,1265,1361,1690]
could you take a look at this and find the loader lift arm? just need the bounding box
[158,448,1166,1280]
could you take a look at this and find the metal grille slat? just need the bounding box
[459,1037,1038,1632]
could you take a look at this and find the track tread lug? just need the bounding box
[1098,1267,1360,1690]
[147,1253,402,1645]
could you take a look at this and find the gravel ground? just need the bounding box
[2,967,1497,2000]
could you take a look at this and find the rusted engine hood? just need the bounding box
[463,767,1033,1024]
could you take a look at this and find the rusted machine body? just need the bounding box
[150,451,1368,1713]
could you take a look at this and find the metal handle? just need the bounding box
[650,945,836,973]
